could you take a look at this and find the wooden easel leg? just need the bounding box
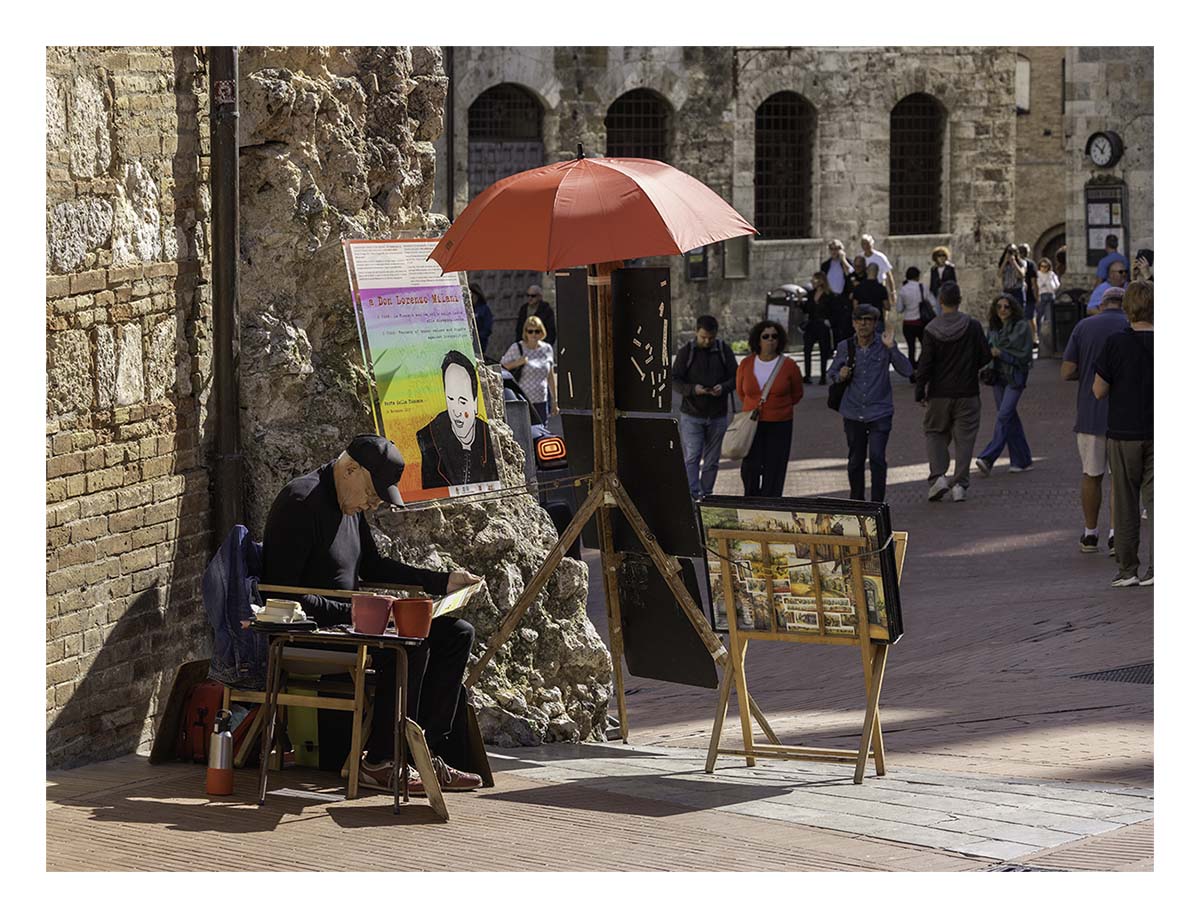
[595,504,630,742]
[870,645,887,775]
[860,642,887,776]
[854,643,889,784]
[730,632,756,767]
[746,694,781,746]
[464,482,606,688]
[705,655,734,773]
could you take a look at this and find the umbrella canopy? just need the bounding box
[428,153,756,273]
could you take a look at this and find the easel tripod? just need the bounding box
[464,261,781,746]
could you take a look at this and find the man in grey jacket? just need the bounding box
[913,283,993,503]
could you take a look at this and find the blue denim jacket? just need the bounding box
[827,333,914,423]
[203,525,268,688]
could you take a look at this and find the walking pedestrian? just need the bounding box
[803,272,835,385]
[820,240,855,344]
[827,305,913,502]
[860,234,897,309]
[672,315,737,500]
[513,284,557,346]
[1087,260,1128,315]
[1034,257,1060,351]
[973,294,1034,477]
[929,245,957,303]
[1093,281,1153,587]
[997,244,1027,314]
[896,266,936,365]
[735,320,804,497]
[1018,243,1039,328]
[852,262,890,315]
[913,282,993,503]
[501,315,558,421]
[1061,284,1129,554]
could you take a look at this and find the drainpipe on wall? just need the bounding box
[446,45,455,222]
[209,47,244,542]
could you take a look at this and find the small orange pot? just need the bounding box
[351,594,392,634]
[391,598,434,638]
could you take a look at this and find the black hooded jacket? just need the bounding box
[914,311,992,400]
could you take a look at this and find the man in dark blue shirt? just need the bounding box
[262,435,483,793]
[827,305,913,502]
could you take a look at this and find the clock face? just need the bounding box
[1090,135,1112,166]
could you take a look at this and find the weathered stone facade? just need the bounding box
[438,46,1020,341]
[46,47,213,768]
[1014,47,1068,261]
[1063,47,1153,288]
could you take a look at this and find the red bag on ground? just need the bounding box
[175,681,225,763]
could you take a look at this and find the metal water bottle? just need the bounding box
[205,709,234,795]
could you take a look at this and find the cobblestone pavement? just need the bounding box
[45,356,1153,871]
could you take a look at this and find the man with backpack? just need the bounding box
[671,315,737,499]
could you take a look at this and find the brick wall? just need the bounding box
[1015,47,1067,258]
[46,47,214,768]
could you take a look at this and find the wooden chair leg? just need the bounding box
[234,705,265,768]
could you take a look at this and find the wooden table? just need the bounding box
[250,624,448,820]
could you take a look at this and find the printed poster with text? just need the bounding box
[344,239,501,505]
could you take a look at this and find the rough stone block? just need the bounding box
[108,507,145,533]
[47,329,94,415]
[67,71,112,179]
[115,323,145,406]
[86,467,125,492]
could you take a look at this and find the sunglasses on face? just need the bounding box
[760,332,778,340]
[525,328,543,334]
[1113,269,1127,275]
[527,293,539,298]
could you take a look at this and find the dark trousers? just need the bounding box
[365,616,475,762]
[902,322,924,365]
[1107,439,1153,578]
[803,322,832,383]
[741,419,793,497]
[844,416,893,502]
[978,383,1032,469]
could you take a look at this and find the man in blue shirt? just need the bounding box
[1061,285,1129,552]
[1086,259,1128,315]
[1094,235,1129,290]
[827,304,913,502]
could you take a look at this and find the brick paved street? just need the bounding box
[46,355,1153,871]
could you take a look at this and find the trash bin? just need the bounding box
[764,284,807,352]
[1048,288,1089,356]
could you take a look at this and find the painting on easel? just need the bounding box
[699,496,904,644]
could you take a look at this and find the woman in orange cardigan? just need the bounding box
[735,320,805,496]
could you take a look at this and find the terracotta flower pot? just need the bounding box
[350,594,392,634]
[391,597,434,638]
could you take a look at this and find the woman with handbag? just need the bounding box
[501,315,557,423]
[733,320,804,497]
[974,294,1034,476]
[896,266,937,365]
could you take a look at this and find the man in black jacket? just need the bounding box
[671,315,737,499]
[262,435,484,793]
[913,283,992,503]
[513,284,556,346]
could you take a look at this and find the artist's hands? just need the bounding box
[446,571,481,592]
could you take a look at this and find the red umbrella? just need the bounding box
[428,148,756,272]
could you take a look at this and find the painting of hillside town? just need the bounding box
[699,496,903,644]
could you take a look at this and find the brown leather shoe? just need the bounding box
[431,755,483,791]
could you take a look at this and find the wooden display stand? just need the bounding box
[704,530,907,784]
[464,262,780,745]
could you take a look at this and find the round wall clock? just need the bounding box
[1085,131,1124,168]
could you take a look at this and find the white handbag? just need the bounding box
[721,357,786,460]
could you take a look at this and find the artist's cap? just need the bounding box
[346,435,405,506]
[1101,285,1126,305]
[852,304,881,320]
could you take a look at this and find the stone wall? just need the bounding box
[46,47,213,768]
[1063,47,1154,288]
[1015,47,1067,258]
[236,47,611,746]
[440,45,1019,340]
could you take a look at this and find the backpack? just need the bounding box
[918,283,937,324]
[682,338,733,376]
[175,680,226,763]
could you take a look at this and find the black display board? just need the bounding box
[611,267,672,413]
[553,268,591,410]
[617,552,718,689]
[561,413,703,558]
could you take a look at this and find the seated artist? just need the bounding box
[261,434,483,793]
[415,350,498,489]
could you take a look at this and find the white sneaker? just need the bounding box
[1008,462,1033,474]
[951,484,966,502]
[928,476,950,501]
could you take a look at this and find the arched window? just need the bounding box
[467,84,545,359]
[890,93,946,236]
[754,92,815,240]
[605,89,670,161]
[468,83,542,143]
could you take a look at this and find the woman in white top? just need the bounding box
[1034,257,1060,350]
[896,266,937,364]
[501,314,557,422]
